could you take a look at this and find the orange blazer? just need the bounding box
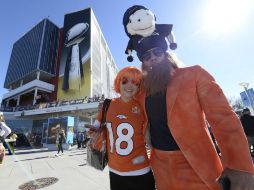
[137,65,254,189]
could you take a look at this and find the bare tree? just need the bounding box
[229,98,244,110]
[228,97,244,117]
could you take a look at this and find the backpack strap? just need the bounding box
[101,98,111,126]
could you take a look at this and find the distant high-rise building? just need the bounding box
[3,19,60,107]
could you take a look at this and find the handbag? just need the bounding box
[87,98,111,171]
[218,177,231,190]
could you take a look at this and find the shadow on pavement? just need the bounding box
[15,156,49,162]
[69,149,86,152]
[14,149,55,155]
[68,153,86,156]
[78,163,87,166]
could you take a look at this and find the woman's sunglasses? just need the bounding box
[141,48,165,61]
[121,77,140,86]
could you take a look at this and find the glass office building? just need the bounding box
[4,19,59,89]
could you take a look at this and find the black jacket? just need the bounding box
[240,115,254,137]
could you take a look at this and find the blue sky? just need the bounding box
[1,0,254,102]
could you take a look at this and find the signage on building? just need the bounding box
[58,8,91,100]
[240,88,254,107]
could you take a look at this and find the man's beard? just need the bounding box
[142,58,174,95]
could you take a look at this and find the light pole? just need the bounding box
[239,82,254,111]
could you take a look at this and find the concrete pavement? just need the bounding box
[0,147,110,190]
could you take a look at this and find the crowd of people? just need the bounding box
[0,94,105,112]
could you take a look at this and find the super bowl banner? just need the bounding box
[58,8,91,100]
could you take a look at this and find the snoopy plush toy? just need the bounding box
[123,5,177,62]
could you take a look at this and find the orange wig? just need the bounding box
[114,66,142,94]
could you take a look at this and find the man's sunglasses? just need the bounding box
[121,77,140,86]
[141,48,165,61]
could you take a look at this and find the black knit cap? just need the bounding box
[123,5,148,37]
[136,35,168,61]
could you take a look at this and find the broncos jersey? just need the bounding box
[97,98,150,173]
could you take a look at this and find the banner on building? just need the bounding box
[58,8,91,100]
[240,88,254,107]
[42,123,48,144]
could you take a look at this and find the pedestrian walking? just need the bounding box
[77,131,84,149]
[82,131,87,148]
[3,132,18,155]
[55,127,66,156]
[0,112,11,164]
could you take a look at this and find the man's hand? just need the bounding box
[219,168,254,190]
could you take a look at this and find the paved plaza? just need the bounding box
[0,147,110,190]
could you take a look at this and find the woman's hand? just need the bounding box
[85,124,97,132]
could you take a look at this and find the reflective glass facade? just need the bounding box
[4,19,59,88]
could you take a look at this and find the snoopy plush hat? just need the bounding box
[123,5,177,62]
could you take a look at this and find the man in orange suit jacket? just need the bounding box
[133,35,254,190]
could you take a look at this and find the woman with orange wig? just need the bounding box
[88,66,155,190]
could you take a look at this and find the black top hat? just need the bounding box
[136,35,168,61]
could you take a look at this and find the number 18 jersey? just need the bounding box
[97,98,150,173]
